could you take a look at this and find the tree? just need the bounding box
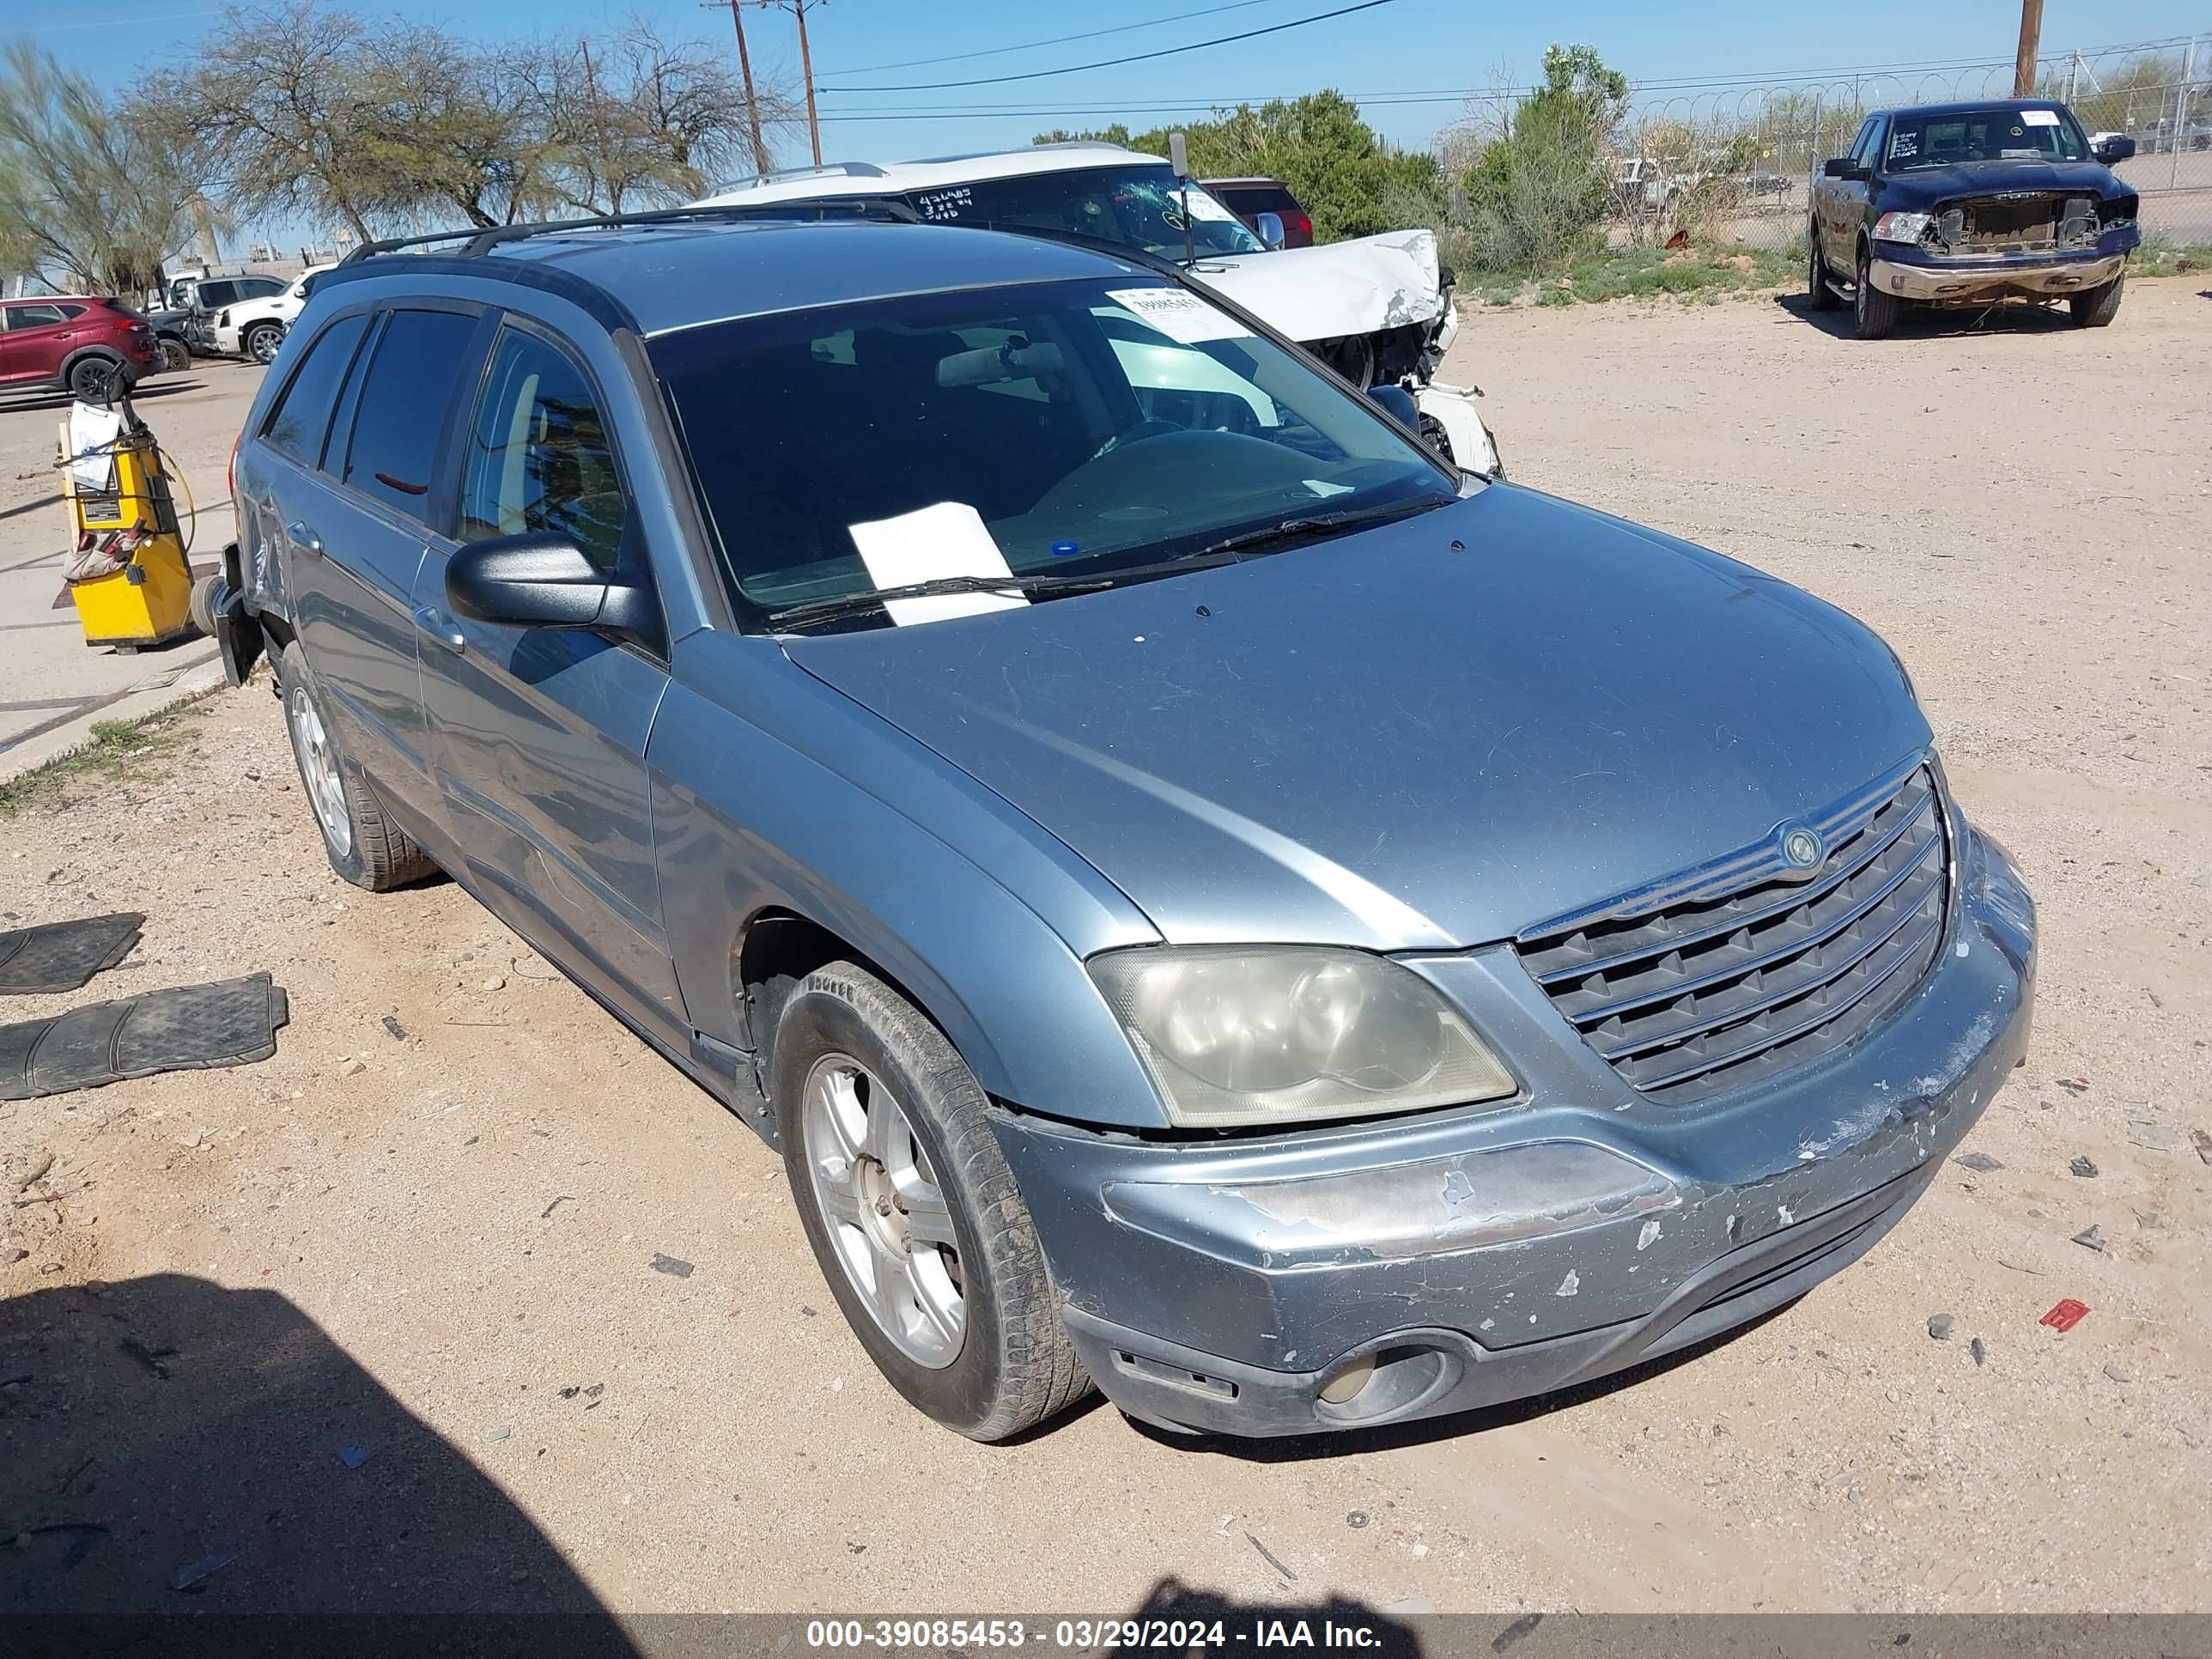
[0,40,202,295]
[1446,43,1630,275]
[133,0,412,244]
[548,20,801,214]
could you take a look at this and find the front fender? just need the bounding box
[651,630,1172,1127]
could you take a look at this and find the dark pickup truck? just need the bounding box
[1808,100,2140,338]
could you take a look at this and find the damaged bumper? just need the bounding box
[994,825,2034,1437]
[1869,246,2126,301]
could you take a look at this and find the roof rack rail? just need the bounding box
[339,198,920,265]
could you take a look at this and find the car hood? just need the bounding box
[1183,228,1445,343]
[1880,160,2128,206]
[784,486,1932,952]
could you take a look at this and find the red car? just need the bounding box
[0,295,159,399]
[1202,177,1316,247]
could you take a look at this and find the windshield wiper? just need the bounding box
[767,572,1112,629]
[1182,496,1452,563]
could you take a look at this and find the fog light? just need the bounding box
[1318,1354,1376,1404]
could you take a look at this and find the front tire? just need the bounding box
[2069,269,2124,327]
[275,646,438,891]
[1854,244,1899,339]
[1807,228,1838,310]
[244,322,285,365]
[773,962,1091,1441]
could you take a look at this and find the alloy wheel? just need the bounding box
[288,684,352,859]
[800,1053,963,1369]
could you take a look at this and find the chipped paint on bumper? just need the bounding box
[994,823,2034,1437]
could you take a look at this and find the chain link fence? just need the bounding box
[1603,33,2211,254]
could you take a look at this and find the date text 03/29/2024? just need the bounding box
[805,1620,1389,1650]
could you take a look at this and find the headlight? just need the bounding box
[1874,211,1935,246]
[1088,946,1516,1128]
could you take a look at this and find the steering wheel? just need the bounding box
[1089,418,1182,462]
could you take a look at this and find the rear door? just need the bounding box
[413,317,684,1030]
[283,302,483,827]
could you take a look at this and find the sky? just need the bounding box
[18,0,2210,246]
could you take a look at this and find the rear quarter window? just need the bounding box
[262,313,372,466]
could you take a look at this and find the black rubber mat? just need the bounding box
[0,974,288,1100]
[0,912,143,994]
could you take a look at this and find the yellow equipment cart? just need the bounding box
[58,397,197,653]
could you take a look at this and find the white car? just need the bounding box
[691,144,1499,474]
[212,262,337,364]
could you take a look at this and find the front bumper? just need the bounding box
[994,824,2034,1437]
[1869,247,2124,301]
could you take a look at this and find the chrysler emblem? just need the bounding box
[1781,826,1824,870]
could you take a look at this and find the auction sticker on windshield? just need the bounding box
[2020,108,2060,125]
[1107,288,1252,344]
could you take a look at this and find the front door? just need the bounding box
[412,319,685,1036]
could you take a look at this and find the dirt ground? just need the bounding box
[2,279,2208,1620]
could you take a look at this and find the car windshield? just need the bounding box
[652,276,1455,624]
[899,165,1267,259]
[1887,107,2087,168]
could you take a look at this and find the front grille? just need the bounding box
[1933,195,2097,254]
[1516,767,1949,1104]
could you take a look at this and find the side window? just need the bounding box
[339,308,478,520]
[458,327,628,571]
[197,282,234,310]
[8,304,68,330]
[1851,119,1884,168]
[262,313,370,465]
[237,278,286,301]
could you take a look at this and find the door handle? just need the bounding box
[284,520,323,559]
[412,605,467,655]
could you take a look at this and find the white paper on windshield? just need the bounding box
[2020,108,2060,126]
[1182,190,1241,223]
[847,501,1028,627]
[1106,287,1252,344]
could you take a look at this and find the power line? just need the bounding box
[813,30,2212,122]
[821,0,1296,77]
[819,0,1401,94]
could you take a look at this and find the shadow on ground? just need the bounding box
[1771,290,2074,339]
[0,382,211,418]
[0,1273,638,1655]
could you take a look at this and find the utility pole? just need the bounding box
[580,38,617,211]
[701,0,774,178]
[767,0,826,167]
[2174,36,2198,191]
[2013,0,2044,97]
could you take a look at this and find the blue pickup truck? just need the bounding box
[1808,99,2140,338]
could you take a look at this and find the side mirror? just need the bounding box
[1255,210,1286,250]
[1822,158,1869,179]
[446,532,654,639]
[1367,383,1419,429]
[2091,134,2136,164]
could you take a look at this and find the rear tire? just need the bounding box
[773,962,1091,1441]
[64,355,119,400]
[275,645,438,892]
[156,337,191,374]
[1807,228,1838,310]
[1853,244,1899,339]
[2069,270,2124,327]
